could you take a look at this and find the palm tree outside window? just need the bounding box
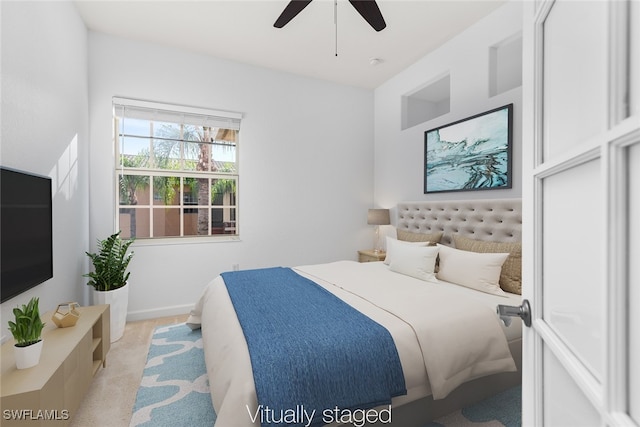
[114,98,241,239]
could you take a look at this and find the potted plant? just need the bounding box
[85,231,134,342]
[8,297,45,369]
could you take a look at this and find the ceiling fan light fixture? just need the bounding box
[274,0,386,32]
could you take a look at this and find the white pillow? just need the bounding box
[389,244,439,283]
[384,237,429,265]
[436,244,509,296]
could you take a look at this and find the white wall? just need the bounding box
[0,0,521,327]
[374,0,523,214]
[0,1,89,338]
[88,33,375,320]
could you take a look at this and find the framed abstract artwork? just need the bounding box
[424,104,513,194]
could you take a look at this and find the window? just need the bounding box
[114,98,241,240]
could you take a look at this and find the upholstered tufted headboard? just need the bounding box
[396,199,522,246]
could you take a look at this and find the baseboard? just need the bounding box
[126,304,193,322]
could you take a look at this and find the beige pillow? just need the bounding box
[384,237,428,266]
[453,235,522,295]
[436,244,509,296]
[397,229,443,245]
[388,244,439,283]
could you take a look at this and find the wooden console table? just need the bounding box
[1,305,110,426]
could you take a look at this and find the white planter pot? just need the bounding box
[92,283,129,343]
[15,340,43,369]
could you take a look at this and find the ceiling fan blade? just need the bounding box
[348,0,386,32]
[274,0,313,28]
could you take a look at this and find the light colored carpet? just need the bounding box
[70,314,188,427]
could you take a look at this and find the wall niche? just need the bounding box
[489,33,523,97]
[401,73,450,130]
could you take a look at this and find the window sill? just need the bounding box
[129,235,241,248]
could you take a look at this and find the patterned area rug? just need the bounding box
[130,324,520,426]
[424,386,521,427]
[129,323,215,426]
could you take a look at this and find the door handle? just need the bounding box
[497,299,531,327]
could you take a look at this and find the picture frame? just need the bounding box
[424,104,513,194]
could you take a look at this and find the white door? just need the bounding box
[521,0,640,426]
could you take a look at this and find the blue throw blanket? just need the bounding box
[222,267,406,427]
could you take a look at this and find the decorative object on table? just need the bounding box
[51,302,81,328]
[424,104,513,194]
[7,297,45,369]
[367,208,390,253]
[85,231,134,342]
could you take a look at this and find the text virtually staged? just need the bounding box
[247,404,393,427]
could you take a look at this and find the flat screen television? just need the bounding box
[1,167,53,303]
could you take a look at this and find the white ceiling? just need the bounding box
[74,0,506,89]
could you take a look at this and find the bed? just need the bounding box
[188,198,523,426]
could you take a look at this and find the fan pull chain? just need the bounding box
[334,0,338,56]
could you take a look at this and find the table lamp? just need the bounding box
[367,208,390,253]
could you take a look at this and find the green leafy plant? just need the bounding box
[84,231,135,291]
[8,297,45,347]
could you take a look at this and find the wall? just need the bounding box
[88,33,375,320]
[0,0,521,327]
[0,1,89,338]
[373,0,523,215]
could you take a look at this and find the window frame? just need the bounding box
[113,97,241,242]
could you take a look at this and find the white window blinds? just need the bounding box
[113,97,241,131]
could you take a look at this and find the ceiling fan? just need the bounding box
[274,0,387,32]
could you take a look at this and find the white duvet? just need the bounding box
[187,261,519,427]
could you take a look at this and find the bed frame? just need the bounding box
[377,199,523,426]
[396,198,522,246]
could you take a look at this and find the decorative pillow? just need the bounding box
[436,244,509,296]
[397,229,443,245]
[388,244,439,283]
[397,230,444,272]
[384,237,429,265]
[453,235,522,295]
